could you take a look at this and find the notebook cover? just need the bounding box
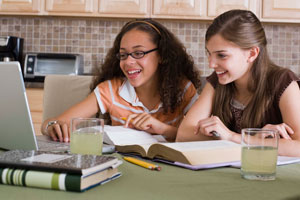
[0,150,120,175]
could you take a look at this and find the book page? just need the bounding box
[160,140,240,152]
[139,144,152,153]
[277,156,300,165]
[103,125,166,146]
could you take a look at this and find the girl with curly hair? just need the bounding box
[42,19,201,142]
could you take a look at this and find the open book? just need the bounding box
[103,126,241,166]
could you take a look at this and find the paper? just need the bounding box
[159,140,240,152]
[230,156,300,168]
[103,125,167,146]
[21,154,72,163]
[154,158,240,170]
[154,156,300,170]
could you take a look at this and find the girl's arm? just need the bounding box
[41,92,100,142]
[176,83,215,142]
[124,112,177,141]
[223,80,300,156]
[276,81,300,156]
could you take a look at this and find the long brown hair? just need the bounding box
[205,9,282,129]
[91,19,201,113]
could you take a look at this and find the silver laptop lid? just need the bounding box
[0,61,38,150]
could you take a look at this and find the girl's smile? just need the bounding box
[215,70,228,76]
[126,69,142,79]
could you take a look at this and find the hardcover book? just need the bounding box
[104,126,241,166]
[0,150,121,175]
[0,167,121,192]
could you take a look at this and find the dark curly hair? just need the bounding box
[91,19,201,113]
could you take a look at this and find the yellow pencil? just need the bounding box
[121,117,128,121]
[123,156,161,171]
[121,117,134,124]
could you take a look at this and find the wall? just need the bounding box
[0,16,299,76]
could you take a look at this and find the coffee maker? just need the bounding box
[0,36,24,64]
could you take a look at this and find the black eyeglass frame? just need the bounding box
[116,48,158,60]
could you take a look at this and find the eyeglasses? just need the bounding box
[116,48,158,60]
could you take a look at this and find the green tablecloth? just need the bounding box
[1,153,300,200]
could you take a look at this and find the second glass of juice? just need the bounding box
[70,117,104,155]
[241,128,279,181]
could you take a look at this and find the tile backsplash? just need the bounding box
[0,16,300,76]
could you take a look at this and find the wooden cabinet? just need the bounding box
[152,0,206,19]
[44,0,98,16]
[98,0,150,18]
[26,88,44,136]
[152,0,259,20]
[0,0,41,14]
[261,0,300,23]
[45,0,150,18]
[1,0,150,18]
[207,0,258,18]
[1,0,300,23]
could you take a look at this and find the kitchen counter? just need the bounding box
[25,86,44,135]
[25,81,44,88]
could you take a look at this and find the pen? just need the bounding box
[210,115,220,138]
[123,156,161,171]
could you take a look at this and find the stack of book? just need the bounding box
[0,150,122,192]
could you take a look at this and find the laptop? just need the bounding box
[0,62,114,153]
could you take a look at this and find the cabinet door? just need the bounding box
[98,0,150,18]
[207,0,258,18]
[262,0,300,22]
[45,0,96,14]
[152,0,206,19]
[0,0,41,13]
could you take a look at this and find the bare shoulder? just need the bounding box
[196,82,215,102]
[280,81,300,103]
[185,82,215,120]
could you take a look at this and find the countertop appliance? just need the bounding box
[0,36,24,63]
[24,53,84,82]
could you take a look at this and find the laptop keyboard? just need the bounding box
[36,135,115,153]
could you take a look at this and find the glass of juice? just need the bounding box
[70,118,104,155]
[241,128,279,181]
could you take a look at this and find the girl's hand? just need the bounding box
[46,120,70,143]
[262,123,294,140]
[124,113,165,135]
[194,115,234,141]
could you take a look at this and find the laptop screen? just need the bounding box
[0,62,38,150]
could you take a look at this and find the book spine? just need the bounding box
[0,168,81,192]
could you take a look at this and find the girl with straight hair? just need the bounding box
[177,10,300,156]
